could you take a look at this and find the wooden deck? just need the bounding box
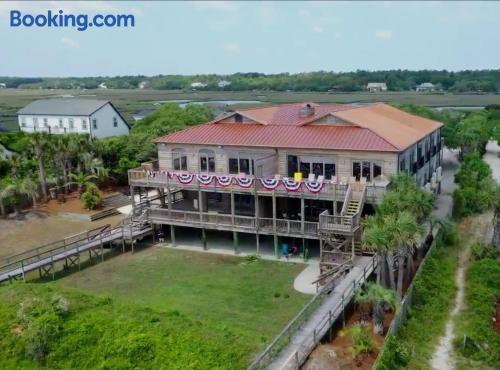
[0,224,151,283]
[147,207,359,238]
[128,170,388,204]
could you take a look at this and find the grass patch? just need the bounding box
[44,247,309,366]
[455,258,500,368]
[0,247,309,368]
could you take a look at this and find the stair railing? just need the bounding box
[340,184,352,216]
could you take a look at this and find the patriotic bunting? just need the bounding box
[176,173,194,184]
[304,180,324,193]
[282,178,301,192]
[260,178,280,190]
[235,177,254,188]
[216,175,233,187]
[196,174,214,186]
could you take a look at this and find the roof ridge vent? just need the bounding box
[299,103,315,118]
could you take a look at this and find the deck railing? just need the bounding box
[147,208,321,237]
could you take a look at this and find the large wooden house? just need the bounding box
[128,102,443,277]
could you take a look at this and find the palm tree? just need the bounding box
[389,212,423,300]
[362,215,391,286]
[94,167,114,188]
[0,182,10,217]
[355,282,397,335]
[19,178,39,208]
[30,133,49,201]
[66,172,97,197]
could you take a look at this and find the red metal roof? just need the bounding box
[155,124,398,152]
[154,103,442,152]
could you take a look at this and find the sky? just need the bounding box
[1,1,500,77]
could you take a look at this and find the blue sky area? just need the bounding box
[1,1,499,76]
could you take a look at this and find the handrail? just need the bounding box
[280,256,378,369]
[340,184,352,216]
[247,256,378,370]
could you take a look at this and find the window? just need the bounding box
[199,149,215,173]
[81,119,87,130]
[352,161,383,182]
[228,152,254,175]
[33,117,39,127]
[293,155,335,179]
[234,114,243,123]
[58,119,63,129]
[287,155,298,177]
[172,148,187,171]
[20,117,26,128]
[92,118,98,129]
[69,118,74,130]
[113,116,118,127]
[43,118,48,127]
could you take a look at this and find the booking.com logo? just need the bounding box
[10,10,135,31]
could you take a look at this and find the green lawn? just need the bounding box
[0,247,309,369]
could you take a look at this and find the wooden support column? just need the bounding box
[233,231,239,254]
[351,236,355,259]
[166,174,171,211]
[230,189,235,226]
[302,238,306,260]
[256,233,260,255]
[130,185,135,208]
[300,197,305,234]
[151,223,155,243]
[272,192,278,258]
[202,228,207,250]
[198,182,203,221]
[170,225,176,247]
[333,183,337,216]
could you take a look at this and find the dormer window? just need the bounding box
[235,114,243,123]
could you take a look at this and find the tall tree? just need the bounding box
[29,133,48,201]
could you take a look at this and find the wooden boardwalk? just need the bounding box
[0,224,151,283]
[266,256,376,370]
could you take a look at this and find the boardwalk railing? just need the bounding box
[0,221,152,283]
[280,256,378,370]
[247,257,377,370]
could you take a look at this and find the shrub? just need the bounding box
[81,184,102,210]
[470,242,496,261]
[340,324,374,359]
[374,334,410,370]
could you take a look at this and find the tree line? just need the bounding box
[3,69,500,92]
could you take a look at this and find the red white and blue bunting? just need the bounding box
[151,170,328,194]
[176,173,194,184]
[196,174,214,186]
[216,175,233,187]
[260,178,280,190]
[304,180,324,193]
[235,177,254,188]
[282,178,302,192]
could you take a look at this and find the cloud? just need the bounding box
[312,25,324,33]
[375,30,393,40]
[61,37,79,48]
[334,31,342,39]
[193,1,239,12]
[0,1,144,16]
[221,42,240,53]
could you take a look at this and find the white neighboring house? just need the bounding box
[366,82,388,92]
[190,82,207,89]
[416,82,436,92]
[217,80,231,88]
[17,99,130,138]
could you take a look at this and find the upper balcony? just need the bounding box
[128,167,389,204]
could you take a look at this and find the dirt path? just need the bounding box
[430,246,467,370]
[430,213,494,370]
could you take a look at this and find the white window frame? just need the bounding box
[69,118,74,130]
[92,118,98,130]
[58,118,63,129]
[20,117,26,127]
[113,116,118,127]
[81,119,88,130]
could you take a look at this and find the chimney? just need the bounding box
[299,103,315,118]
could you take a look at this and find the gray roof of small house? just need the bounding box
[17,99,110,116]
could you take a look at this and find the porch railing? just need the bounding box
[147,208,321,237]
